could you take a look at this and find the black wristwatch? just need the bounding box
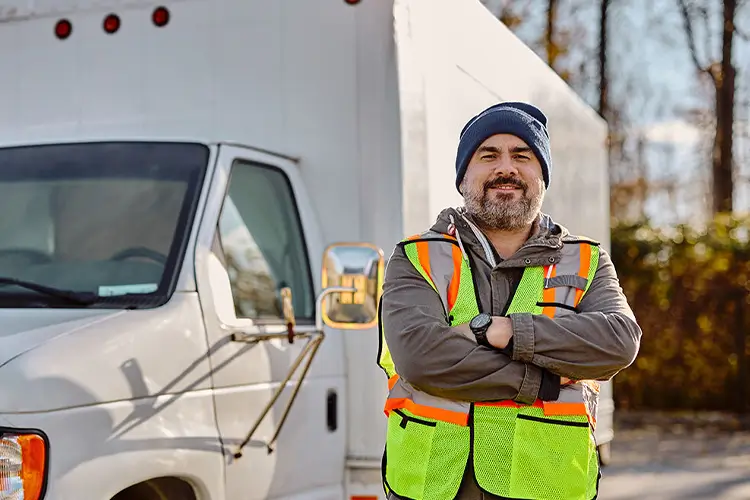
[469,313,493,348]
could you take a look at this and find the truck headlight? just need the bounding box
[0,430,48,500]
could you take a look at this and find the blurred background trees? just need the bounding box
[480,0,750,414]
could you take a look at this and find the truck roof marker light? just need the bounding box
[344,0,361,4]
[103,13,120,34]
[55,19,72,39]
[152,6,170,27]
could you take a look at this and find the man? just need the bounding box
[377,102,642,500]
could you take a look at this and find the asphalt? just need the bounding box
[597,426,750,499]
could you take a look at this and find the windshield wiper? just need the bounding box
[0,277,97,305]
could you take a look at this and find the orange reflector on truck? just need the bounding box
[0,431,48,500]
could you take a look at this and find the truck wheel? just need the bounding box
[598,442,612,467]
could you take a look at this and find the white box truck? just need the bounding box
[0,0,613,498]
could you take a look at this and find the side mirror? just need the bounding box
[320,242,384,330]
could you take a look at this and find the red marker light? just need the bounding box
[152,6,170,27]
[344,0,361,4]
[103,13,120,34]
[55,19,72,39]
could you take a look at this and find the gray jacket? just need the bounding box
[380,207,642,405]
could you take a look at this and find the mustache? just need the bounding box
[484,176,527,191]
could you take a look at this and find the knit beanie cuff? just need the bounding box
[455,103,551,192]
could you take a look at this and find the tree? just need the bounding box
[598,0,609,119]
[677,0,738,215]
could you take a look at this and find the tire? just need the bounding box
[111,478,196,500]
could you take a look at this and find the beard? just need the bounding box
[461,175,544,231]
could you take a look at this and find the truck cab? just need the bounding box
[0,139,384,500]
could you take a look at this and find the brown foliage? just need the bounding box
[611,215,750,412]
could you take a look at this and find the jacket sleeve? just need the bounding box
[381,245,558,404]
[509,246,642,381]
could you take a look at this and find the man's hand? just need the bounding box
[487,316,513,349]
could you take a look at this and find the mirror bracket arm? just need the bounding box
[315,286,357,332]
[229,286,355,460]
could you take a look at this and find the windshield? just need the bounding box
[0,141,208,308]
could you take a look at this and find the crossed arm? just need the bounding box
[380,246,642,404]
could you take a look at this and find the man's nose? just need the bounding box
[493,154,519,176]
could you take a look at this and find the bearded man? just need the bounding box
[377,102,642,500]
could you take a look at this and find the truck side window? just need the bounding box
[217,160,314,322]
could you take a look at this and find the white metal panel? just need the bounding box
[0,0,197,21]
[277,0,361,246]
[0,294,213,413]
[0,393,223,500]
[343,0,401,465]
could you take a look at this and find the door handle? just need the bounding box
[327,389,338,432]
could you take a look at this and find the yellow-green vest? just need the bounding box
[378,231,602,500]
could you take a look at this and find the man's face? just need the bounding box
[460,134,545,231]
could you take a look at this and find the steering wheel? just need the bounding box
[0,248,54,264]
[110,247,168,265]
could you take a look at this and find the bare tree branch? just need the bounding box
[676,0,712,78]
[698,6,715,70]
[736,23,750,41]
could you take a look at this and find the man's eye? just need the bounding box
[514,155,530,161]
[481,154,496,160]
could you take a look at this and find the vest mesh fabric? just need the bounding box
[386,409,469,499]
[506,266,546,315]
[474,405,593,499]
[448,254,479,324]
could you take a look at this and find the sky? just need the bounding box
[482,0,750,226]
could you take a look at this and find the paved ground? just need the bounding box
[598,423,750,499]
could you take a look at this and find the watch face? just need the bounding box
[470,313,491,330]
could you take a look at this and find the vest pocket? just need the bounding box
[509,411,594,500]
[385,408,469,500]
[472,405,517,495]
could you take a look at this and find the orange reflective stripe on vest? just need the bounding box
[447,243,462,311]
[575,242,592,306]
[475,398,591,423]
[384,375,471,426]
[541,264,557,318]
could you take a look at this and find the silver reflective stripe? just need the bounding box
[427,240,456,314]
[409,231,458,316]
[545,274,588,290]
[548,244,585,307]
[389,377,470,416]
[557,382,600,428]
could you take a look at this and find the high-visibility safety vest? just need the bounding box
[378,231,602,500]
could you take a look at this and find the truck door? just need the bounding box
[194,144,347,499]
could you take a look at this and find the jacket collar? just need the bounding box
[430,207,566,268]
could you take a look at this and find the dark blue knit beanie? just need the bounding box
[455,101,551,193]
